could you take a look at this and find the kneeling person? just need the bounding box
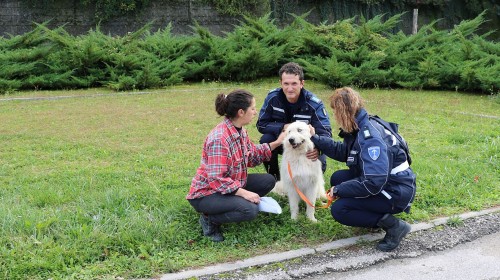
[256,62,332,180]
[187,89,285,242]
[311,87,417,251]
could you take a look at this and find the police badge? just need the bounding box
[368,146,380,160]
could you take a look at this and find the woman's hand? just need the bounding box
[328,186,339,200]
[283,123,290,132]
[276,131,286,144]
[235,188,260,204]
[309,124,316,136]
[269,131,286,151]
[306,125,319,161]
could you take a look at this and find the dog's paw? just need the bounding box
[319,192,328,200]
[307,215,318,223]
[317,187,328,200]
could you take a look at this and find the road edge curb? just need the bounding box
[159,206,500,280]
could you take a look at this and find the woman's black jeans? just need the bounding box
[188,173,275,225]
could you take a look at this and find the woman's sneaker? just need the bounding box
[210,225,224,242]
[199,215,224,242]
[199,215,213,235]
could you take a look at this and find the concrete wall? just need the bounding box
[0,0,240,37]
[1,0,497,38]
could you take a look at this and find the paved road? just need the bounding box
[307,231,500,280]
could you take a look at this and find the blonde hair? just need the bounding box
[329,87,364,133]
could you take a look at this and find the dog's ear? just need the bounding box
[285,125,293,135]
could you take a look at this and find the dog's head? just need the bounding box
[283,121,313,151]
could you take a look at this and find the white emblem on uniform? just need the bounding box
[368,146,380,160]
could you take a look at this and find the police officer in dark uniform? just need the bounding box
[311,87,416,252]
[256,62,332,180]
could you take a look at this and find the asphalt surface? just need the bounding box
[307,231,500,280]
[160,207,500,280]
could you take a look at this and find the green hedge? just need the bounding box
[0,12,498,94]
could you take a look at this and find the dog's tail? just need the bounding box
[318,185,328,203]
[271,181,287,196]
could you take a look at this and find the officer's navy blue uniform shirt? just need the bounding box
[311,108,416,212]
[256,87,332,138]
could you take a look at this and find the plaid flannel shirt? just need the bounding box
[186,118,272,200]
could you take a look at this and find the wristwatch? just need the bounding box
[330,186,339,196]
[332,186,338,194]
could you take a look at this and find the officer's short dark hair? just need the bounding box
[279,62,304,81]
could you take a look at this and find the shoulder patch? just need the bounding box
[368,146,381,160]
[310,96,321,104]
[362,126,372,139]
[268,87,280,94]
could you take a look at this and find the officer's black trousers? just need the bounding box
[330,169,399,228]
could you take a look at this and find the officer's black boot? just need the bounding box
[376,214,411,252]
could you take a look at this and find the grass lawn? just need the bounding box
[0,79,499,279]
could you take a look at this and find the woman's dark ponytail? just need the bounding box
[214,89,253,118]
[215,93,228,116]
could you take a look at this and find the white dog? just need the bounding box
[273,121,326,222]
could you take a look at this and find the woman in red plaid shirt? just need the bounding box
[187,89,285,242]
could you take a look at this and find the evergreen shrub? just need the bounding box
[0,12,498,94]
